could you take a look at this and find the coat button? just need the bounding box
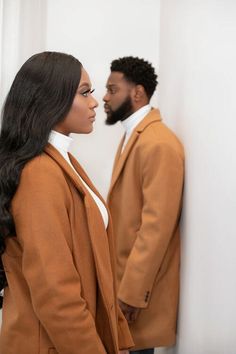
[144,290,150,302]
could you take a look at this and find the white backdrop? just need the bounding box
[159,1,236,353]
[0,0,160,197]
[0,0,161,351]
[44,0,160,197]
[0,0,46,108]
[1,1,236,353]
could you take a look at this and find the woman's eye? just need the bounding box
[81,89,95,97]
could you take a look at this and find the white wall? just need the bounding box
[0,0,160,195]
[0,0,161,338]
[0,0,47,108]
[159,1,236,353]
[5,2,236,353]
[45,0,160,196]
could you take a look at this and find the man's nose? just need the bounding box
[103,93,109,102]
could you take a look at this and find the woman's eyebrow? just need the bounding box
[78,82,90,89]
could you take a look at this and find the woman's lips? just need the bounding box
[89,116,96,122]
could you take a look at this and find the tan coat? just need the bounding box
[107,109,184,350]
[0,144,133,354]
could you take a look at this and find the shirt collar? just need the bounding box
[48,130,73,153]
[121,104,152,134]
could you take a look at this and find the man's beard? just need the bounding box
[105,96,133,125]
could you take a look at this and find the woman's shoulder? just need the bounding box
[20,152,66,188]
[12,153,71,219]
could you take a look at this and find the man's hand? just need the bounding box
[119,351,129,354]
[118,299,140,324]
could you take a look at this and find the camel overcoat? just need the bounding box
[107,109,184,350]
[0,144,133,354]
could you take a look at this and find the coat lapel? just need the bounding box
[45,144,86,196]
[45,144,106,206]
[68,152,108,206]
[112,133,125,172]
[109,131,139,193]
[108,108,162,195]
[44,144,115,305]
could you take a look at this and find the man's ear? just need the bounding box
[133,84,145,102]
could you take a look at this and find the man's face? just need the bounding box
[103,72,135,125]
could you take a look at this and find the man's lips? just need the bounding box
[104,105,110,113]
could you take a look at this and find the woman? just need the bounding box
[0,51,133,354]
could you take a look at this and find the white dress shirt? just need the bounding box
[121,104,152,152]
[48,130,108,229]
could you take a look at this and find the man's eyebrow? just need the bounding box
[106,84,117,88]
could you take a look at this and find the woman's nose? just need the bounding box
[90,95,98,108]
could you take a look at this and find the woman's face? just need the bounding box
[54,68,98,135]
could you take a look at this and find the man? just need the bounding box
[103,57,184,354]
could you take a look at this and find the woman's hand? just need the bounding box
[119,350,129,354]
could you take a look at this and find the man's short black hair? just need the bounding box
[110,56,158,99]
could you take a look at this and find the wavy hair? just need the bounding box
[0,51,82,306]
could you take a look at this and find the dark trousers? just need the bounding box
[130,349,154,354]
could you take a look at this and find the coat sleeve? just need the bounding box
[118,142,184,308]
[12,158,107,354]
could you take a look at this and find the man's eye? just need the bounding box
[81,89,95,97]
[108,89,116,95]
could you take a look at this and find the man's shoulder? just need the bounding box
[137,113,184,158]
[140,118,182,144]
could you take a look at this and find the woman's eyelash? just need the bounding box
[81,88,95,97]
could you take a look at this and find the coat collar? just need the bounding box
[44,143,106,205]
[44,143,114,244]
[108,108,162,195]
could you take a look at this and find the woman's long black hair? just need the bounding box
[0,51,82,306]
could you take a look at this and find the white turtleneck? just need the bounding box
[48,130,108,229]
[121,104,152,152]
